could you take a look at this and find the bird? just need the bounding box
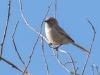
[44,17,90,55]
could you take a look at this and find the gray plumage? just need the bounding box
[45,17,90,55]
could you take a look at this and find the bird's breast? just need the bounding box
[45,26,69,45]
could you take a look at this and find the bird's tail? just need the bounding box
[71,42,90,55]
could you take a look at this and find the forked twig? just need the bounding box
[12,21,30,75]
[92,63,100,75]
[12,21,27,67]
[0,0,11,57]
[81,18,96,75]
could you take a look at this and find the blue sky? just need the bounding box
[0,0,100,75]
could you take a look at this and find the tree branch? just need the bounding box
[0,0,11,57]
[81,18,96,75]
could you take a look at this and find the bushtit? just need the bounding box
[45,17,90,55]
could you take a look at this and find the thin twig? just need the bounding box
[41,34,50,75]
[0,0,11,57]
[54,0,57,18]
[22,36,39,75]
[12,21,27,67]
[39,2,52,33]
[64,61,77,66]
[91,64,94,75]
[81,18,96,75]
[92,63,100,75]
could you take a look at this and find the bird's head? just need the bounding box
[45,17,58,26]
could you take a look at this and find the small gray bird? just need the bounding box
[45,17,90,55]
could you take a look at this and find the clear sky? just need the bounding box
[0,0,100,75]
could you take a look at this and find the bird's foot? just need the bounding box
[48,43,62,51]
[54,45,61,51]
[48,43,53,48]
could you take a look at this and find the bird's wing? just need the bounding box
[55,25,74,42]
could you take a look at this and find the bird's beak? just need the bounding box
[44,20,47,22]
[44,20,48,22]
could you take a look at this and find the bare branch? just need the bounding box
[41,35,50,75]
[64,61,77,66]
[12,21,27,67]
[0,0,11,57]
[81,18,96,75]
[1,56,30,75]
[1,57,23,73]
[54,0,57,18]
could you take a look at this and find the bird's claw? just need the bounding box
[48,43,53,48]
[48,43,61,51]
